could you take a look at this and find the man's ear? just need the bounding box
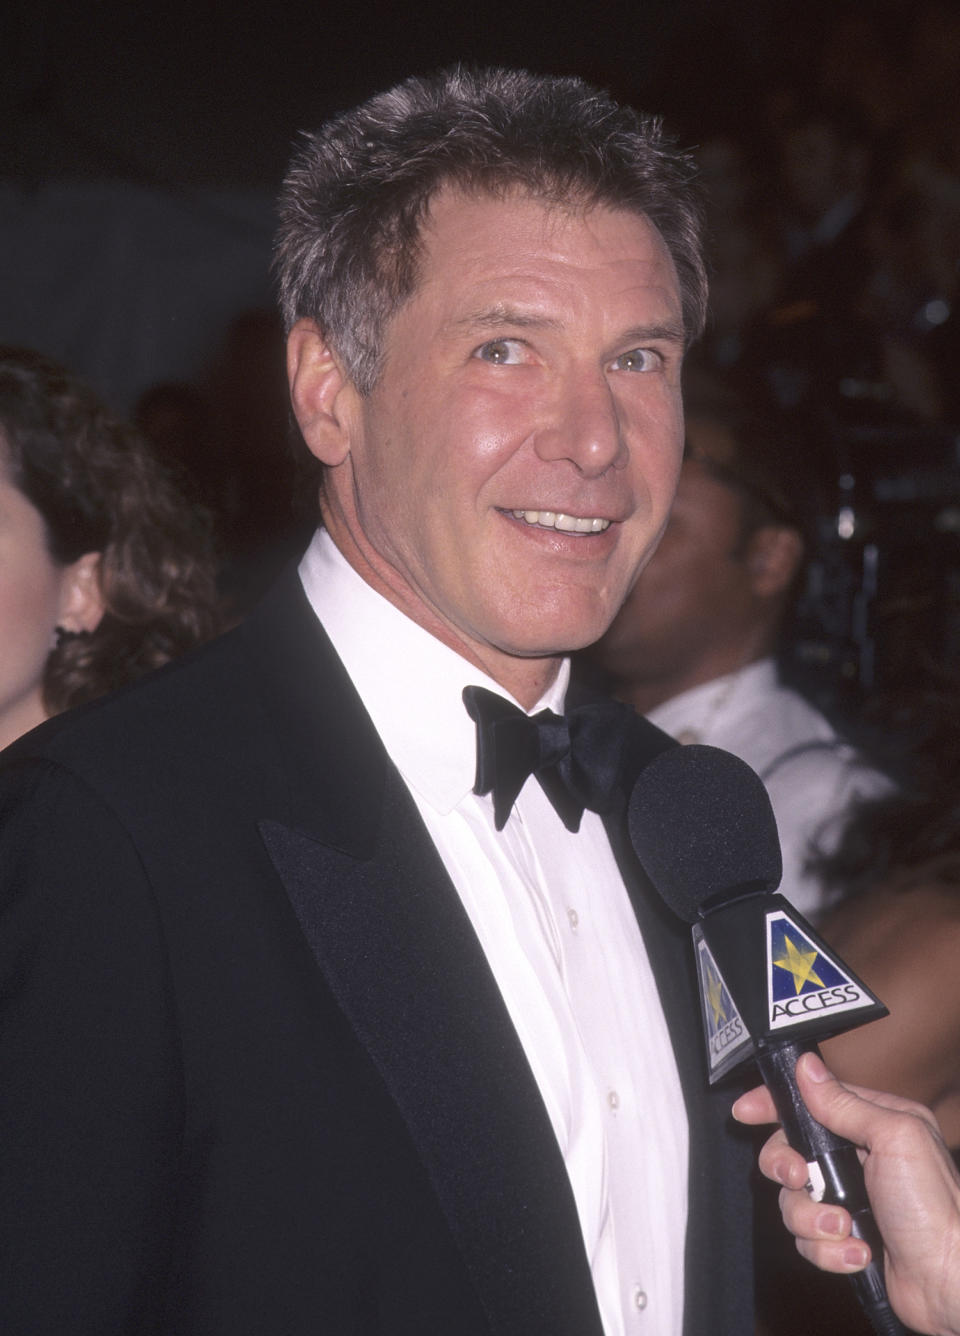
[745,525,805,598]
[58,552,106,634]
[287,318,356,467]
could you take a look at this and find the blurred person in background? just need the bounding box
[581,380,888,921]
[0,346,221,751]
[770,97,874,318]
[856,145,960,425]
[692,134,784,375]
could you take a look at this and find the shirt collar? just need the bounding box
[298,529,570,815]
[646,658,776,738]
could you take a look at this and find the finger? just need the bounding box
[795,1234,872,1274]
[779,1185,853,1244]
[756,1128,811,1190]
[799,1054,942,1126]
[731,1083,778,1124]
[795,1052,944,1145]
[790,1223,875,1266]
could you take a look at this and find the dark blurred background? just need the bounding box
[2,0,958,693]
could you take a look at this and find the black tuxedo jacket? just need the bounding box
[0,569,753,1334]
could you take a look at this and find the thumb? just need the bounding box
[794,1052,878,1145]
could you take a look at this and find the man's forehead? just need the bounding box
[408,184,681,327]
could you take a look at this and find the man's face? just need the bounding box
[319,188,686,692]
[590,417,755,687]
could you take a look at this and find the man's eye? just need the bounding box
[473,339,524,365]
[612,348,661,372]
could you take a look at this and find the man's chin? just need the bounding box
[497,619,622,661]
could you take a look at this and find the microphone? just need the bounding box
[628,743,905,1336]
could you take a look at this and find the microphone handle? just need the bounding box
[755,1039,908,1336]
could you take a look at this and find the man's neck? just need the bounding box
[469,652,564,712]
[312,521,566,712]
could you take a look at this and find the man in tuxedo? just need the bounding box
[0,69,753,1334]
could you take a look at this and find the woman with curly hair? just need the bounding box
[0,346,222,750]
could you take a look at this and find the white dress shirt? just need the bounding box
[647,658,889,920]
[299,529,688,1336]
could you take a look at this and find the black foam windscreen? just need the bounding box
[627,743,782,923]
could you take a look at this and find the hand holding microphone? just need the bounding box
[627,742,905,1336]
[735,1052,960,1336]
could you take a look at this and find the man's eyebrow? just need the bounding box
[619,322,686,346]
[450,308,686,345]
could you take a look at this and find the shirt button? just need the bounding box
[607,1089,620,1110]
[633,1287,648,1311]
[566,907,579,929]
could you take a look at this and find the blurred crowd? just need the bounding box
[683,1,959,436]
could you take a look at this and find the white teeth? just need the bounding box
[511,509,611,534]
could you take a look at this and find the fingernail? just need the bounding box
[842,1243,869,1270]
[818,1211,844,1237]
[802,1052,830,1082]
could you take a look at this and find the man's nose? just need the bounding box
[534,368,627,476]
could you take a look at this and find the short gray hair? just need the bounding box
[275,66,706,395]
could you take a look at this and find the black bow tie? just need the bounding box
[463,684,674,832]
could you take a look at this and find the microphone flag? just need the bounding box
[693,895,887,1084]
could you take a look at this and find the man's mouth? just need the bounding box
[507,509,612,534]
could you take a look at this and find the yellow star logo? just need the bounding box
[773,934,825,995]
[706,965,728,1026]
